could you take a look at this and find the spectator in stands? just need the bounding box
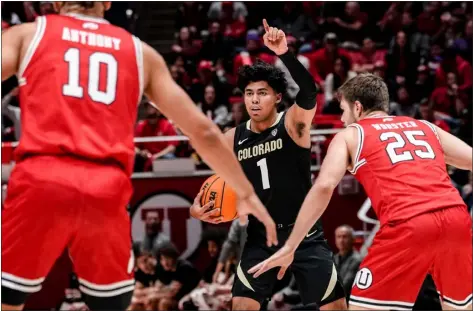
[271,3,317,41]
[189,60,230,104]
[232,29,275,76]
[208,1,248,21]
[175,2,207,32]
[134,102,179,171]
[200,22,232,64]
[390,86,418,117]
[305,32,352,88]
[385,30,419,89]
[453,19,472,63]
[333,225,361,299]
[150,243,201,311]
[172,26,200,61]
[1,2,21,28]
[426,38,445,74]
[200,228,226,284]
[352,37,387,74]
[435,47,472,94]
[197,84,229,130]
[138,211,171,256]
[268,276,302,311]
[372,60,386,80]
[324,56,356,114]
[327,1,368,47]
[411,65,435,105]
[130,251,158,311]
[430,71,469,119]
[274,35,310,100]
[213,219,247,284]
[416,2,441,36]
[223,102,249,132]
[417,100,450,132]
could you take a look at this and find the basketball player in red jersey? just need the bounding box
[249,74,472,310]
[1,2,277,310]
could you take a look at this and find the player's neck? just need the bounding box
[61,8,104,19]
[250,111,279,133]
[361,110,388,120]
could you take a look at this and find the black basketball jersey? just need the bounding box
[234,112,323,239]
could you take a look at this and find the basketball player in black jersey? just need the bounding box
[190,20,347,310]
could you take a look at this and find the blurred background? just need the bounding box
[1,1,472,310]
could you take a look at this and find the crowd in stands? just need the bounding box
[1,2,472,310]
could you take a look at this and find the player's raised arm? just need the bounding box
[435,124,472,171]
[141,42,277,246]
[248,131,350,278]
[262,19,317,148]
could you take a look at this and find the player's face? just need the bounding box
[160,255,176,271]
[339,96,359,127]
[244,81,281,123]
[207,240,219,258]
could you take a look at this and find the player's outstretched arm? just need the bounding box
[262,19,317,148]
[2,24,26,81]
[435,124,472,171]
[141,43,277,246]
[248,132,350,279]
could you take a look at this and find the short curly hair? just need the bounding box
[237,60,288,95]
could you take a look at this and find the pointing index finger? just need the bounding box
[263,19,270,32]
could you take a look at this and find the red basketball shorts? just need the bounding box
[2,155,135,302]
[350,206,472,310]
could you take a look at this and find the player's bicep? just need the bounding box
[315,132,350,191]
[142,42,213,139]
[285,104,316,148]
[435,125,472,171]
[1,25,22,81]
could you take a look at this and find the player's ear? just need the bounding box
[354,100,363,117]
[53,2,65,13]
[103,2,112,11]
[275,93,282,104]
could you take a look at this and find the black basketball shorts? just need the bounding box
[232,229,346,307]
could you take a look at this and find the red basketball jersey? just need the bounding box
[16,14,143,174]
[349,115,466,225]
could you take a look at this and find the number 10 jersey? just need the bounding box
[15,14,143,175]
[349,115,466,226]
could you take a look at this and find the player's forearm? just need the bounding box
[286,183,333,249]
[279,51,317,109]
[189,125,254,198]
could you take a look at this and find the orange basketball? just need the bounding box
[199,174,238,222]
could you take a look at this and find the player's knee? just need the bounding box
[232,297,261,310]
[82,290,133,310]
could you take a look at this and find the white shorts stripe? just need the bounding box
[18,16,46,78]
[78,278,135,291]
[442,293,473,308]
[349,299,411,311]
[350,295,414,307]
[79,284,135,298]
[321,264,338,301]
[2,272,45,286]
[443,293,473,305]
[236,263,255,292]
[2,279,42,293]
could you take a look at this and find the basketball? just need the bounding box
[199,175,238,222]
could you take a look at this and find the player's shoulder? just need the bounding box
[4,20,37,37]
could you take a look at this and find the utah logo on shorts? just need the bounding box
[354,268,373,290]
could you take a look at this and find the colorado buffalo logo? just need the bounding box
[131,193,202,259]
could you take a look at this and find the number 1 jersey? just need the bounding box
[350,115,466,226]
[15,14,143,175]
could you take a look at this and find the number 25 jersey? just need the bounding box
[350,116,466,226]
[15,14,143,175]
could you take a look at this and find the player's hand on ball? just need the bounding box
[262,19,288,56]
[248,244,295,279]
[190,191,224,224]
[237,193,278,247]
